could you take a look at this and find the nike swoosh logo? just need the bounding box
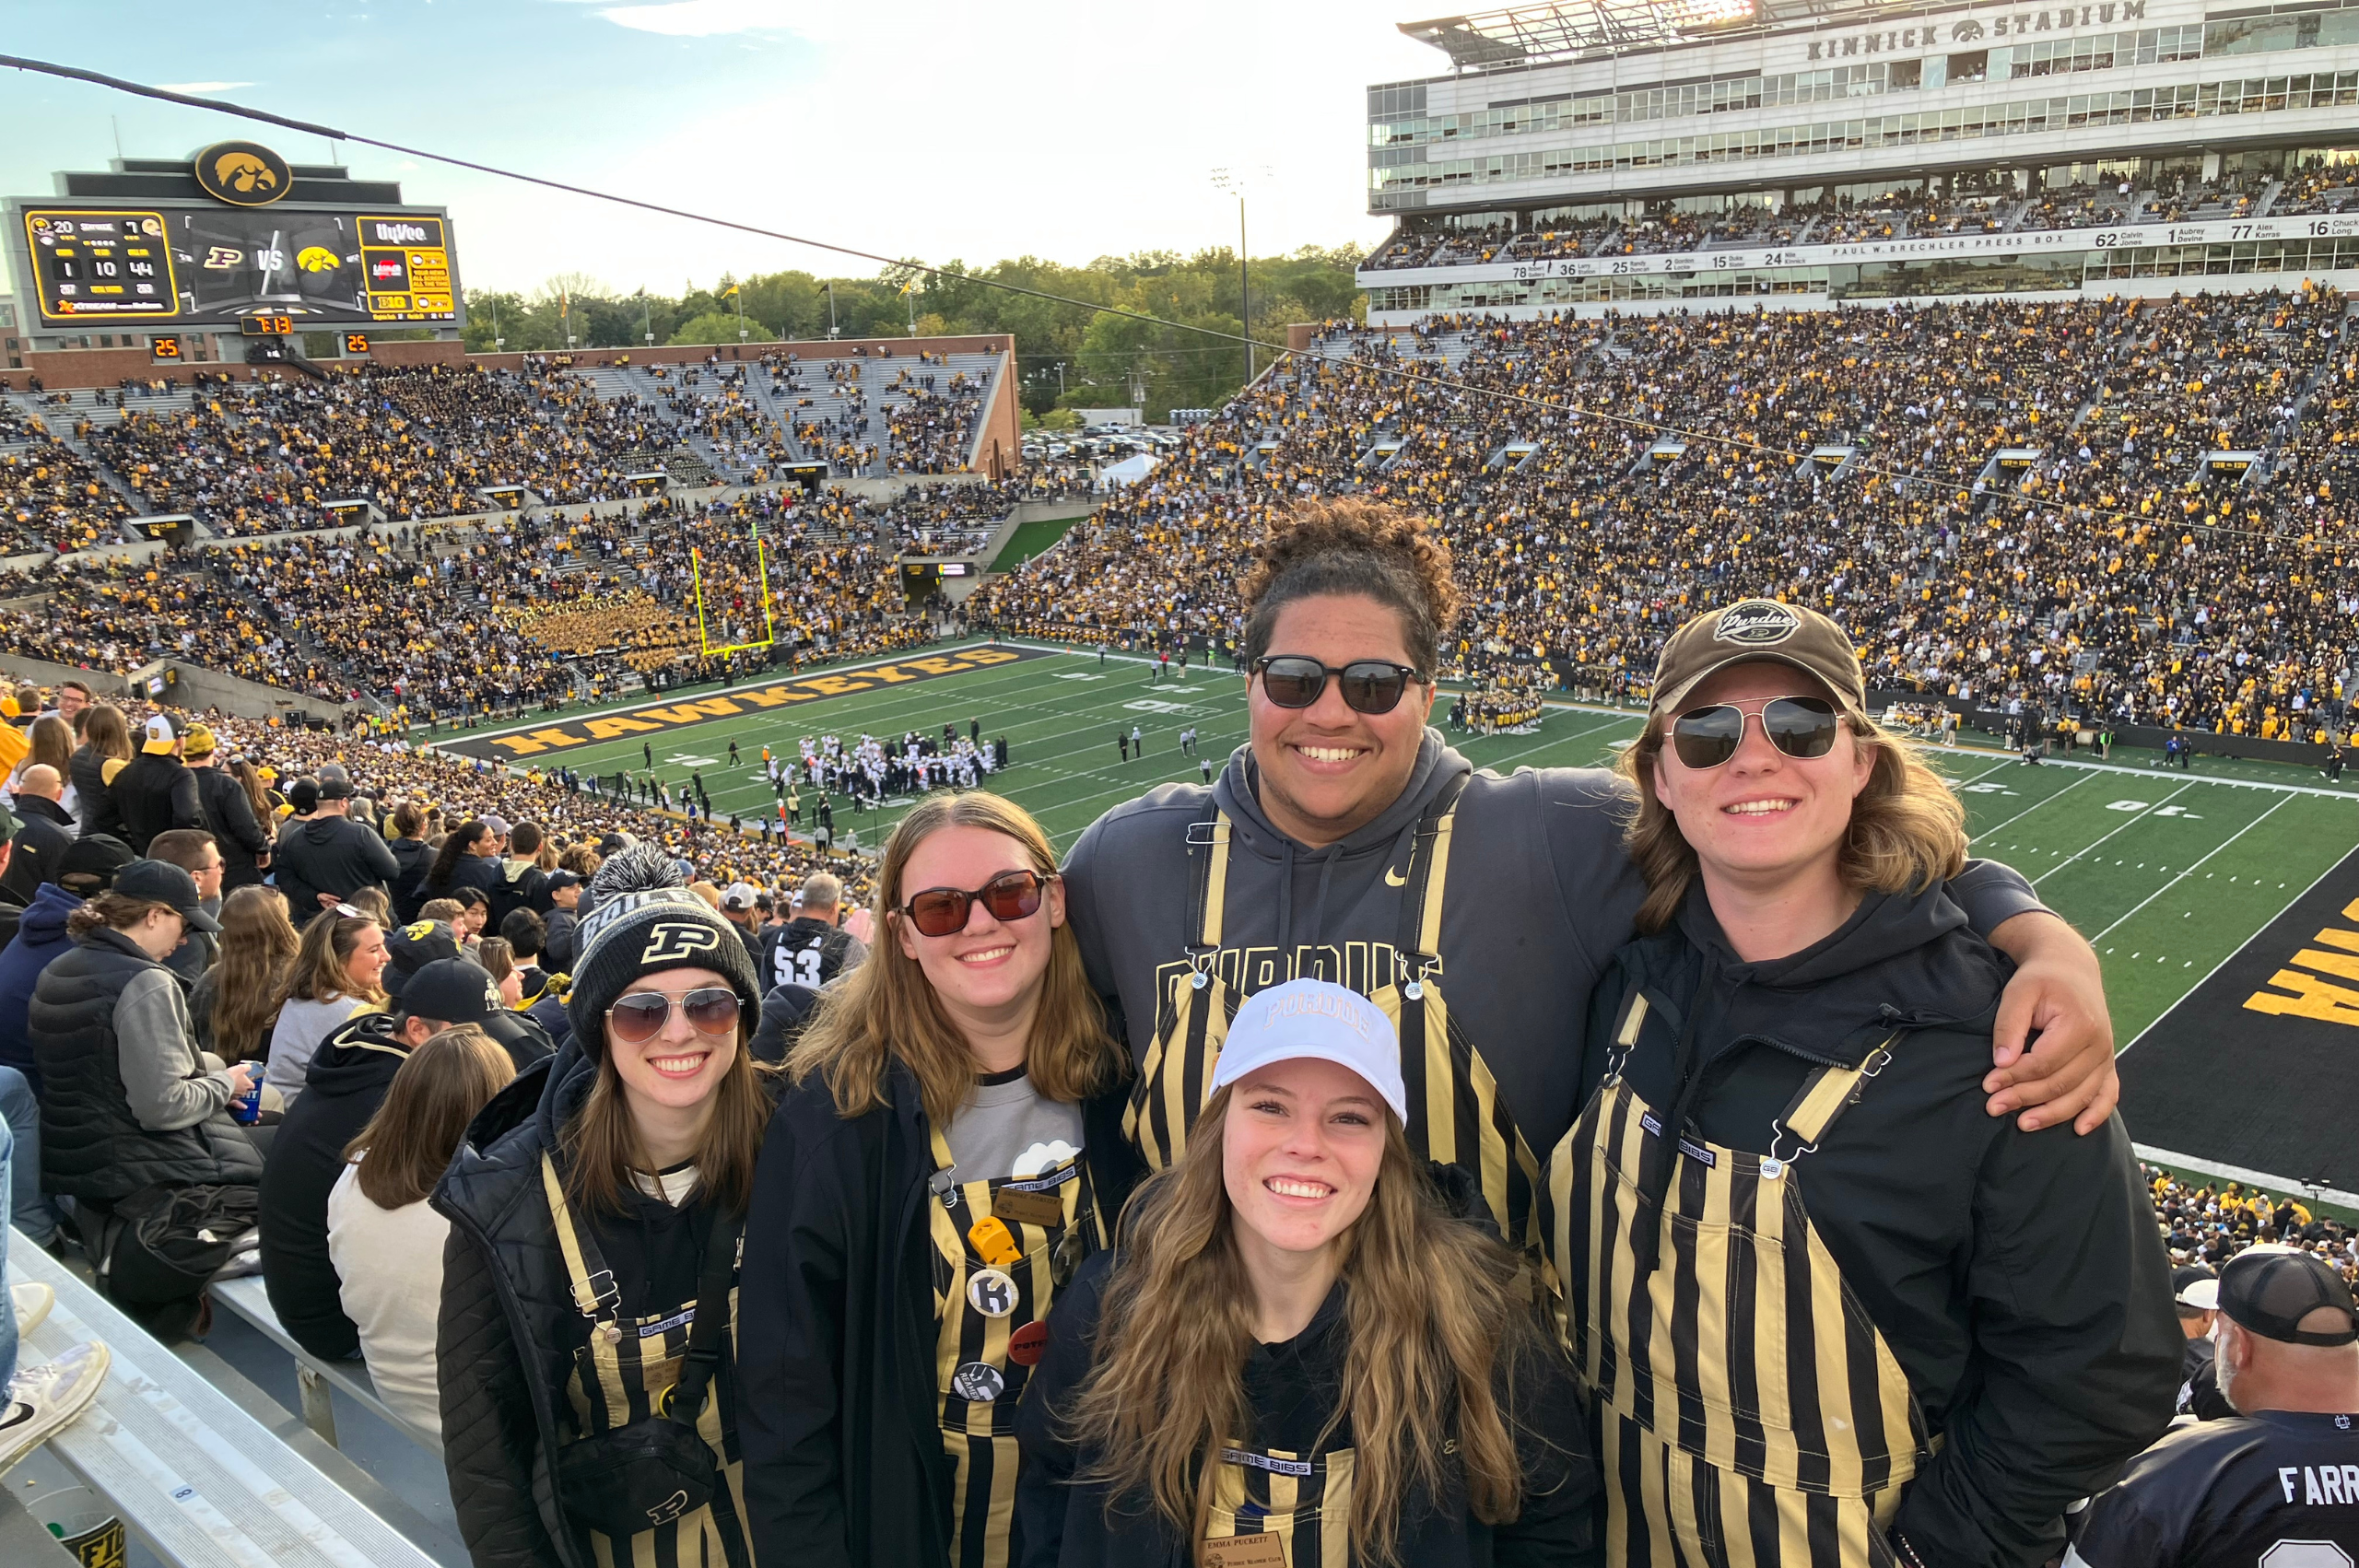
[1384,866,1408,887]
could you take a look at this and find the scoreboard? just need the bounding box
[8,204,460,327]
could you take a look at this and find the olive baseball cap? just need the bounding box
[1650,599,1870,724]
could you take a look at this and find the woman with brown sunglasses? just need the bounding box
[736,790,1142,1568]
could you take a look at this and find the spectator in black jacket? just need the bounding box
[186,728,271,892]
[755,871,868,992]
[272,778,400,924]
[433,844,769,1568]
[111,713,205,855]
[261,958,508,1362]
[1543,603,2178,1567]
[1017,980,1599,1567]
[1,766,74,903]
[540,870,582,972]
[487,820,550,932]
[385,802,435,924]
[413,818,502,913]
[66,702,135,842]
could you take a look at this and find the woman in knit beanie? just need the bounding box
[431,842,771,1568]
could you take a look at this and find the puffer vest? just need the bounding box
[29,929,264,1203]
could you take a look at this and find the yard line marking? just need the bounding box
[2088,795,2292,943]
[2029,781,2195,884]
[1970,772,2095,843]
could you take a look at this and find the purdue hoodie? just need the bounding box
[1062,730,2048,1161]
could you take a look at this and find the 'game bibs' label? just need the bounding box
[1220,1447,1314,1477]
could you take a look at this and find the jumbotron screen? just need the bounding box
[8,204,459,326]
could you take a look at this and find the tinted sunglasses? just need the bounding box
[1670,696,1843,770]
[1252,656,1430,716]
[899,869,1054,939]
[606,987,743,1046]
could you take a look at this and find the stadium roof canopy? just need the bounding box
[1398,0,1884,63]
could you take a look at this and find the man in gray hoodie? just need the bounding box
[1062,500,2123,1220]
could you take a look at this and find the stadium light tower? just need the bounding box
[1210,167,1272,381]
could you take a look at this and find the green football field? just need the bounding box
[452,641,2359,1048]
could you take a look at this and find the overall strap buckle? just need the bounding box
[573,1269,623,1318]
[1184,818,1222,847]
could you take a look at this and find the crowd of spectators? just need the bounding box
[973,285,2359,741]
[1364,169,2309,272]
[2148,1164,2358,1289]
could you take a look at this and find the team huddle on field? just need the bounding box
[1,500,2353,1568]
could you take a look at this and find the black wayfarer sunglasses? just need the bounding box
[1252,656,1432,716]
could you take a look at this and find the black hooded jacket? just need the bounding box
[194,765,273,891]
[734,1059,1144,1568]
[433,1042,757,1568]
[259,1010,413,1361]
[388,837,435,923]
[111,751,204,855]
[1572,883,2182,1568]
[274,812,401,920]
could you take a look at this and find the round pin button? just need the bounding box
[1758,1157,1785,1181]
[950,1362,1006,1402]
[1007,1320,1050,1367]
[1191,970,1209,990]
[967,1266,1019,1317]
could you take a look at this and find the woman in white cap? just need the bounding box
[1016,976,1598,1567]
[736,791,1140,1568]
[1542,600,2177,1568]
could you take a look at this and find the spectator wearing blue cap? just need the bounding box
[1015,977,1599,1567]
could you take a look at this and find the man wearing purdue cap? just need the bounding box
[2070,1246,2359,1564]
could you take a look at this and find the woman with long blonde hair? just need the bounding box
[1016,977,1597,1566]
[191,885,299,1062]
[738,790,1141,1568]
[1541,600,2177,1566]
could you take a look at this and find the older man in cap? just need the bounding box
[2069,1246,2359,1564]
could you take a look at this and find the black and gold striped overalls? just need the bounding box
[926,1123,1107,1568]
[1202,1442,1356,1568]
[1123,778,1543,1246]
[541,1156,753,1568]
[1542,992,1931,1568]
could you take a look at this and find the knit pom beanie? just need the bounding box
[566,843,762,1047]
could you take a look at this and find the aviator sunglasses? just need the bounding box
[899,868,1055,938]
[606,988,744,1046]
[1252,656,1431,716]
[1670,696,1843,770]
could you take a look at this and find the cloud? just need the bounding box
[592,0,813,36]
[155,81,257,94]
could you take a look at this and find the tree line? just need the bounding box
[458,247,1366,419]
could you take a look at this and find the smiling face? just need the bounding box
[892,825,1064,1023]
[343,922,389,995]
[1220,1056,1388,1260]
[1650,661,1875,888]
[604,964,739,1113]
[1248,594,1437,848]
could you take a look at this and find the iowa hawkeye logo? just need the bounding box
[194,141,292,206]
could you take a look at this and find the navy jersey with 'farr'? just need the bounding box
[2069,1410,2359,1567]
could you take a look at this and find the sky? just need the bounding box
[0,1,1442,300]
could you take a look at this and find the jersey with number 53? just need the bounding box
[2068,1410,2359,1568]
[759,917,869,992]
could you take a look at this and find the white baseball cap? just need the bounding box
[722,881,758,911]
[1211,977,1405,1124]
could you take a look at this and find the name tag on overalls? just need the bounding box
[1201,1530,1286,1568]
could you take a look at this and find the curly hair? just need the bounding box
[1240,498,1461,675]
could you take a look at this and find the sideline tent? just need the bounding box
[1098,452,1158,488]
